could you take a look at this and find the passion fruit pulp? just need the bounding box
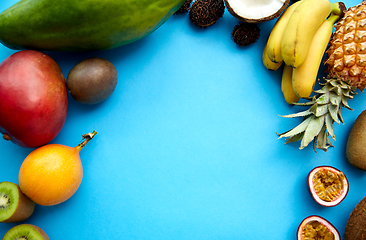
[308,166,348,207]
[297,215,340,240]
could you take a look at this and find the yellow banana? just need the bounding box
[292,12,341,98]
[262,44,282,71]
[282,64,300,105]
[266,1,302,63]
[281,0,334,68]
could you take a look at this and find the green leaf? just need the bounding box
[310,103,328,117]
[328,103,340,124]
[300,115,324,149]
[278,116,313,138]
[284,133,304,144]
[325,114,336,141]
[330,92,341,106]
[280,109,312,118]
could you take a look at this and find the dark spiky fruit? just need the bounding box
[175,0,193,14]
[189,0,225,28]
[231,22,261,46]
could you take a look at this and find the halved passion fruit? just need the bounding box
[308,166,348,207]
[297,215,340,240]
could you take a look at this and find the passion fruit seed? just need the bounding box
[312,169,345,202]
[301,221,335,240]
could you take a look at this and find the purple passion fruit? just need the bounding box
[308,166,348,207]
[297,215,340,240]
[66,57,118,105]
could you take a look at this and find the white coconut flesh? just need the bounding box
[225,0,288,21]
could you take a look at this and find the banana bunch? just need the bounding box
[262,0,344,105]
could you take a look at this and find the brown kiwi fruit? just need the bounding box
[66,57,118,104]
[344,196,366,240]
[2,224,50,240]
[346,110,366,171]
[0,181,35,223]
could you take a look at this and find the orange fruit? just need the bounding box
[18,131,96,206]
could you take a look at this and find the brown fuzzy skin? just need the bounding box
[4,224,50,240]
[0,182,35,223]
[224,0,290,23]
[27,224,50,240]
[344,196,366,240]
[346,110,366,171]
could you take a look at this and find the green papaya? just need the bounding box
[0,0,185,51]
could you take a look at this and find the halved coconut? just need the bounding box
[297,215,340,240]
[308,166,349,207]
[224,0,290,23]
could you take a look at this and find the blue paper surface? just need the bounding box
[0,0,365,239]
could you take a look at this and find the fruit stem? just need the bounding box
[2,133,12,141]
[76,130,97,150]
[331,2,346,17]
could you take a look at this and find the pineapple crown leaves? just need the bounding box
[277,78,356,152]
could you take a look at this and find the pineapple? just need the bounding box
[278,1,366,151]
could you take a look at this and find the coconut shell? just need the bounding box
[224,0,290,23]
[344,196,366,240]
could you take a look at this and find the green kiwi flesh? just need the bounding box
[0,181,35,223]
[2,224,50,240]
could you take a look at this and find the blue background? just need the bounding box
[0,0,364,239]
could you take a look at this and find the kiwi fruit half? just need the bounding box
[0,181,35,223]
[2,224,50,240]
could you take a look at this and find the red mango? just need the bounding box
[0,50,68,148]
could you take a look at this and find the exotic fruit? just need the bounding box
[224,0,290,23]
[2,224,50,240]
[297,215,340,240]
[308,166,348,207]
[346,110,366,171]
[189,0,225,28]
[0,181,35,223]
[231,22,261,46]
[18,131,96,206]
[325,1,366,92]
[344,196,366,240]
[0,0,185,51]
[277,1,366,151]
[0,50,68,148]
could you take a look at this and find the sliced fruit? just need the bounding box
[308,166,348,207]
[2,224,49,240]
[297,215,340,240]
[0,181,35,223]
[224,0,290,23]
